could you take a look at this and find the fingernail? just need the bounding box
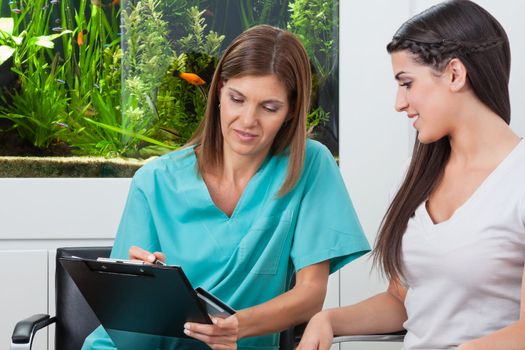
[149,255,156,262]
[184,329,190,335]
[211,318,218,325]
[184,323,190,329]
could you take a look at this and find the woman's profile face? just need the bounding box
[218,74,290,161]
[391,50,455,144]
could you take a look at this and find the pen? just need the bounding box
[154,258,166,266]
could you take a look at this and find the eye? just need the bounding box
[230,95,243,103]
[399,81,412,89]
[263,105,279,113]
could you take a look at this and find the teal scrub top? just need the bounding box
[82,139,370,350]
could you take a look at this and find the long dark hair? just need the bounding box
[187,25,312,196]
[373,0,511,281]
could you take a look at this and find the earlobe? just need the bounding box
[447,58,468,92]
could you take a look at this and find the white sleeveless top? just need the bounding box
[401,140,525,349]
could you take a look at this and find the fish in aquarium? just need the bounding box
[77,31,85,46]
[177,72,206,86]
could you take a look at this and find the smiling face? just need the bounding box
[219,74,290,162]
[391,50,456,144]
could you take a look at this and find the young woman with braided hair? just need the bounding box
[298,1,525,349]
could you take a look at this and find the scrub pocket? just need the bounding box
[240,212,293,275]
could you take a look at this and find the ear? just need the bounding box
[446,58,468,92]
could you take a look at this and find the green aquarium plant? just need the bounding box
[287,0,338,85]
[112,0,177,157]
[0,17,18,66]
[0,0,73,149]
[287,0,338,135]
[154,5,224,146]
[238,0,289,30]
[59,0,133,156]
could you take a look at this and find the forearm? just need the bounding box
[459,320,525,350]
[325,292,407,336]
[236,262,330,338]
[236,279,326,338]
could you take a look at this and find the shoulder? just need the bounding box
[132,146,196,187]
[302,139,337,176]
[500,139,525,186]
[297,139,339,184]
[304,139,333,164]
[507,140,525,225]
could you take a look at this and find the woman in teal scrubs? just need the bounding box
[82,24,369,350]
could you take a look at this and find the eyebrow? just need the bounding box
[227,87,286,105]
[394,71,408,81]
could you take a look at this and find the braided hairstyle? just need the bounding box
[374,0,512,281]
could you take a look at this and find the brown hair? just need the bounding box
[374,0,511,281]
[186,24,312,196]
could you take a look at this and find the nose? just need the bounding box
[395,87,408,112]
[239,105,258,127]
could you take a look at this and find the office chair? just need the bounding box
[11,247,404,350]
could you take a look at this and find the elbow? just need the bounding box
[299,283,328,321]
[311,285,327,314]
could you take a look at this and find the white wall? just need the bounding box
[338,1,525,349]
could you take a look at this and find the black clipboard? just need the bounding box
[59,256,232,341]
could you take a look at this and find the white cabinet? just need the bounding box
[0,250,49,350]
[0,178,126,349]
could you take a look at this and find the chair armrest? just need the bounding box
[332,330,406,343]
[11,314,56,350]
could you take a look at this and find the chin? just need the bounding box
[417,133,444,145]
[228,143,261,157]
[416,131,437,145]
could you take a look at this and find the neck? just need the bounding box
[448,100,520,167]
[216,148,268,189]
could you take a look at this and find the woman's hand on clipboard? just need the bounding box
[128,245,166,265]
[184,314,239,350]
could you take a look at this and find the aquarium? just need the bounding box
[0,0,339,176]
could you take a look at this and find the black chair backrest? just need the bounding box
[55,247,111,350]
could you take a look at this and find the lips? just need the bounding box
[234,129,257,141]
[407,114,419,128]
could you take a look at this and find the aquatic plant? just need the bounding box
[58,0,126,156]
[287,0,338,138]
[154,6,224,146]
[287,0,338,85]
[239,0,289,30]
[0,0,73,149]
[1,56,70,148]
[177,6,224,55]
[307,106,330,134]
[114,0,176,156]
[0,18,18,66]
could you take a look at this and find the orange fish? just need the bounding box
[77,31,85,46]
[178,72,206,86]
[113,0,119,6]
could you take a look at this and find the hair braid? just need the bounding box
[392,36,505,70]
